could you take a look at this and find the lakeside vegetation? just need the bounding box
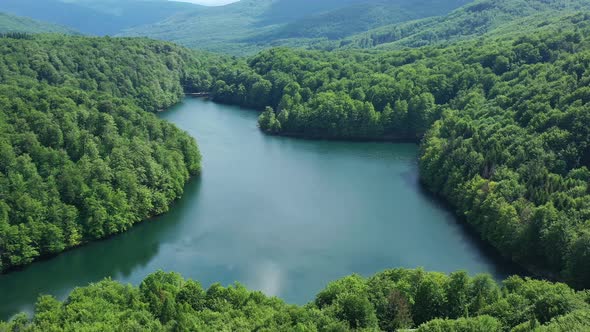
[0,35,202,273]
[2,268,590,331]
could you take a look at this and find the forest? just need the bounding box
[2,0,590,330]
[0,35,202,273]
[2,268,590,331]
[336,0,590,51]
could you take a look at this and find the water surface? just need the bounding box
[0,98,514,320]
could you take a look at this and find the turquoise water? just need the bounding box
[0,98,515,320]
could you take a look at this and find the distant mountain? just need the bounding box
[121,0,472,54]
[339,0,590,50]
[8,0,579,56]
[0,0,201,36]
[253,0,472,41]
[0,12,75,34]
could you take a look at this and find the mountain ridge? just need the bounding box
[337,0,590,50]
[120,0,472,54]
[0,11,76,34]
[0,0,201,35]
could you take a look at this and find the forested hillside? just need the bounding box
[121,0,470,55]
[339,0,590,50]
[0,35,203,273]
[0,12,74,34]
[196,13,590,288]
[246,0,471,43]
[2,268,590,331]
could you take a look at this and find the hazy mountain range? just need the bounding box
[0,0,471,53]
[1,0,590,55]
[0,11,75,34]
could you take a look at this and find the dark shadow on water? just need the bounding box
[0,179,203,321]
[399,167,529,281]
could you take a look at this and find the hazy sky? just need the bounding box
[171,0,239,5]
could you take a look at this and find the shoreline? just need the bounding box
[182,95,562,284]
[1,95,555,289]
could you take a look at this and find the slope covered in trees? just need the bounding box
[246,0,471,44]
[120,0,471,55]
[338,0,590,50]
[0,35,203,273]
[0,35,210,112]
[0,12,74,34]
[2,268,590,331]
[199,13,590,288]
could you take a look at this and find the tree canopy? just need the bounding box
[2,268,590,331]
[0,35,202,273]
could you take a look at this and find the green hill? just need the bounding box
[248,0,471,41]
[120,0,471,54]
[0,12,74,34]
[339,0,590,50]
[0,34,205,273]
[0,0,201,36]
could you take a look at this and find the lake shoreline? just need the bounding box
[416,178,561,284]
[0,98,522,320]
[0,173,201,277]
[176,96,544,281]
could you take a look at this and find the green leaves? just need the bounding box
[4,268,589,331]
[0,36,202,272]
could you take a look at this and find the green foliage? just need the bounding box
[0,35,208,112]
[416,20,590,289]
[3,269,590,331]
[249,0,470,43]
[0,35,202,273]
[535,310,590,332]
[340,0,590,50]
[416,315,502,332]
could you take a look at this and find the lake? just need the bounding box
[0,98,516,320]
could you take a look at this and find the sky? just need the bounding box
[171,0,239,5]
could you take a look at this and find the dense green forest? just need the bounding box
[337,0,590,50]
[3,1,590,330]
[0,35,202,273]
[194,13,590,288]
[2,268,590,331]
[0,35,208,112]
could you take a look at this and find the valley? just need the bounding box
[1,0,590,331]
